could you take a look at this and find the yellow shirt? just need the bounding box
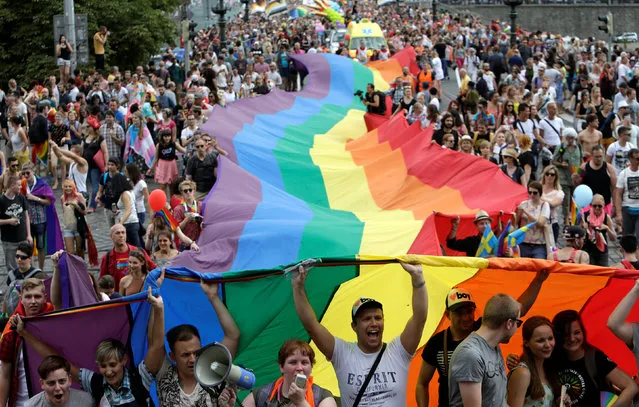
[93,32,105,55]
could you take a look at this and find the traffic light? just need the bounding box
[597,12,613,34]
[188,21,197,41]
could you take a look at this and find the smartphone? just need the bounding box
[295,374,307,389]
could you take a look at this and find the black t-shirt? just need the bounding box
[29,115,49,145]
[446,234,481,257]
[186,152,219,192]
[158,142,177,161]
[518,150,537,181]
[421,320,483,407]
[558,349,616,407]
[0,193,29,242]
[432,129,460,150]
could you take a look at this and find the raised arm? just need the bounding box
[200,279,240,357]
[607,279,639,347]
[399,262,428,354]
[517,269,549,317]
[50,250,65,310]
[144,285,166,375]
[292,266,335,359]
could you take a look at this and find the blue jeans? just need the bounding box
[519,243,547,259]
[88,168,101,209]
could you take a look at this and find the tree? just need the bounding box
[0,0,180,87]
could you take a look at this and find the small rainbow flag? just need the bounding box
[601,391,618,407]
[32,142,48,166]
[158,208,179,232]
[570,199,582,226]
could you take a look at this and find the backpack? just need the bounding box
[374,91,387,115]
[90,367,154,406]
[5,267,42,316]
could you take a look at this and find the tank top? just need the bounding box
[552,248,579,263]
[11,128,25,152]
[68,162,87,194]
[59,44,71,60]
[582,162,612,204]
[117,191,139,225]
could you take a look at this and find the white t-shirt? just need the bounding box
[132,180,148,214]
[16,350,28,406]
[618,64,632,87]
[330,336,412,407]
[213,64,228,88]
[515,119,536,138]
[432,57,444,80]
[617,167,639,207]
[538,117,564,147]
[607,141,635,175]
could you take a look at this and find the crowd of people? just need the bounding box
[0,0,639,406]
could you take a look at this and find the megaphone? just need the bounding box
[194,342,255,391]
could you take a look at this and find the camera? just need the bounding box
[354,90,364,101]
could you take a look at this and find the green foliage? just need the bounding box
[0,0,181,87]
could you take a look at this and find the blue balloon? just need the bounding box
[573,184,593,208]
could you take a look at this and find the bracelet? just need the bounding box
[412,280,426,288]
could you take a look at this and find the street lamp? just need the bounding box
[212,0,229,50]
[432,0,437,22]
[504,0,522,47]
[241,0,250,23]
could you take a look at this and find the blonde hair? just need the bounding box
[541,165,561,190]
[21,278,45,294]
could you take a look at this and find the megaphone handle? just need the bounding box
[202,381,225,399]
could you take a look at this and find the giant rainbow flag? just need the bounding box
[18,51,639,407]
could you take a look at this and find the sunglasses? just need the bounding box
[182,188,193,193]
[592,204,603,208]
[195,145,205,149]
[10,164,18,168]
[528,190,540,196]
[15,254,29,260]
[545,172,557,176]
[21,172,31,176]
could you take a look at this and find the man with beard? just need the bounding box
[415,272,548,407]
[292,262,427,407]
[432,113,459,150]
[448,294,523,406]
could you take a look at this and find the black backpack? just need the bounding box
[90,367,154,406]
[373,91,387,115]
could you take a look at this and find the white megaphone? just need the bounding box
[194,342,256,391]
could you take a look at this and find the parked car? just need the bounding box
[614,32,638,43]
[326,28,347,54]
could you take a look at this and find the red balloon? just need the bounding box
[149,189,167,212]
